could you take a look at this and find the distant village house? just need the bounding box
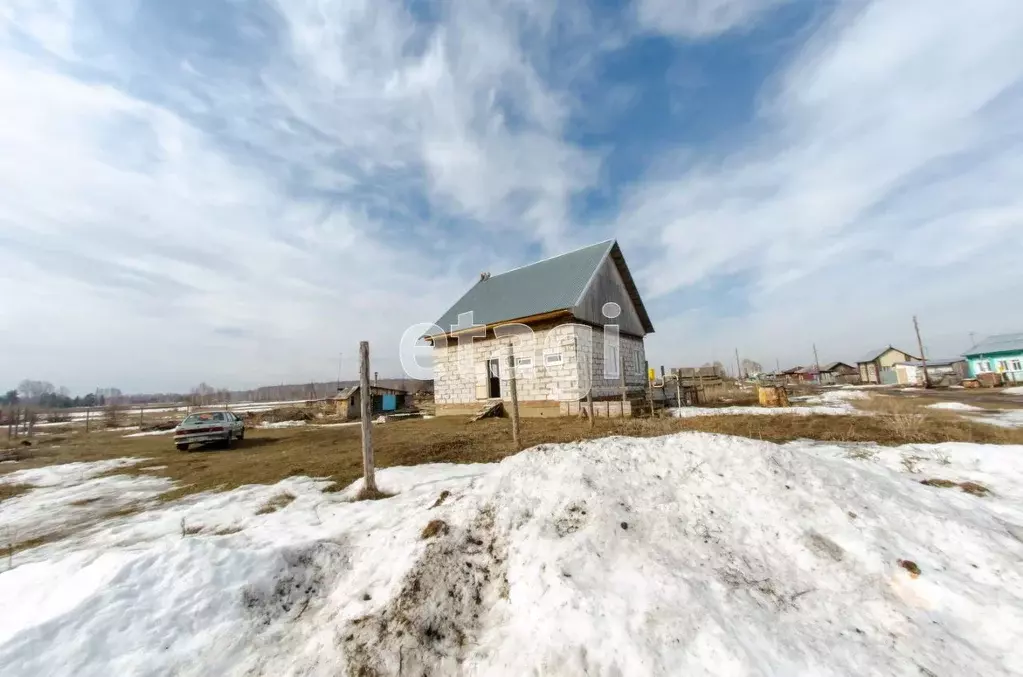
[856,346,920,385]
[963,334,1023,385]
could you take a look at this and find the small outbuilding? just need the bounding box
[818,362,858,385]
[856,346,920,385]
[893,359,968,387]
[333,385,412,420]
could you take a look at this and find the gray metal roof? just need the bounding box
[856,346,918,363]
[427,240,653,337]
[964,333,1023,356]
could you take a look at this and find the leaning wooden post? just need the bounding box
[139,405,145,429]
[85,406,91,433]
[507,342,521,449]
[619,354,627,418]
[359,341,377,493]
[586,388,594,428]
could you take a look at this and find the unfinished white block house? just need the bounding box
[426,240,655,416]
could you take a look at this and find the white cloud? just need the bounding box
[624,0,1023,368]
[0,0,606,392]
[3,0,1022,390]
[635,0,790,38]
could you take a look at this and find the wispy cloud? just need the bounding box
[635,0,791,38]
[621,0,1023,364]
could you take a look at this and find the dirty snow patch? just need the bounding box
[123,429,175,438]
[967,410,1023,429]
[0,459,171,545]
[1003,386,1023,395]
[257,420,307,429]
[927,402,985,411]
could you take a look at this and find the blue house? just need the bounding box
[963,334,1023,383]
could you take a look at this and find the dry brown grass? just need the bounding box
[851,396,1021,443]
[420,519,448,539]
[255,492,296,515]
[353,485,395,502]
[0,483,32,503]
[920,478,991,496]
[1,412,1020,507]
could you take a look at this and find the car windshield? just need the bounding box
[182,412,225,424]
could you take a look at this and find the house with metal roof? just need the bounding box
[963,334,1023,384]
[856,346,920,384]
[424,240,654,416]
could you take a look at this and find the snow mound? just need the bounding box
[927,402,984,411]
[1003,386,1023,395]
[2,437,1022,676]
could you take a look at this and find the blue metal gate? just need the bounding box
[382,394,397,411]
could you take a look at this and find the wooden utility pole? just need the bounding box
[85,406,91,433]
[734,348,743,382]
[139,406,145,429]
[359,341,377,493]
[507,343,521,449]
[812,343,821,383]
[913,315,931,388]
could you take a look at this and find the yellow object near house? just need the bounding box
[758,385,790,408]
[648,367,656,381]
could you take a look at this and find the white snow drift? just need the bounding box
[1,435,1022,676]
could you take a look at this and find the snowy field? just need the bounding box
[2,433,1022,676]
[922,402,1023,428]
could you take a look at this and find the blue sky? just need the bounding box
[2,0,1022,393]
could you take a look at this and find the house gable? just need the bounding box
[572,253,646,337]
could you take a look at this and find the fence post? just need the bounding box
[507,342,520,449]
[359,341,377,493]
[586,389,594,428]
[139,406,145,429]
[619,354,627,418]
[85,406,91,433]
[645,360,654,416]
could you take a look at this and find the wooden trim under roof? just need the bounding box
[423,309,574,343]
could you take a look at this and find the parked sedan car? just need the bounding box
[174,411,245,451]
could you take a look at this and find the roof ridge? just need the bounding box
[486,239,614,279]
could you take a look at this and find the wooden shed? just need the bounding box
[333,385,412,420]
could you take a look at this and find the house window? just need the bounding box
[976,360,992,373]
[997,360,1009,372]
[514,356,533,375]
[633,349,643,374]
[543,352,563,366]
[1011,359,1022,372]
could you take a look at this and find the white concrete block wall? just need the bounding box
[434,322,648,405]
[573,325,647,398]
[433,324,581,404]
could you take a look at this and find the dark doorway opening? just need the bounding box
[487,358,501,398]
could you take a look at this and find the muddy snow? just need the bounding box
[1,435,1022,676]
